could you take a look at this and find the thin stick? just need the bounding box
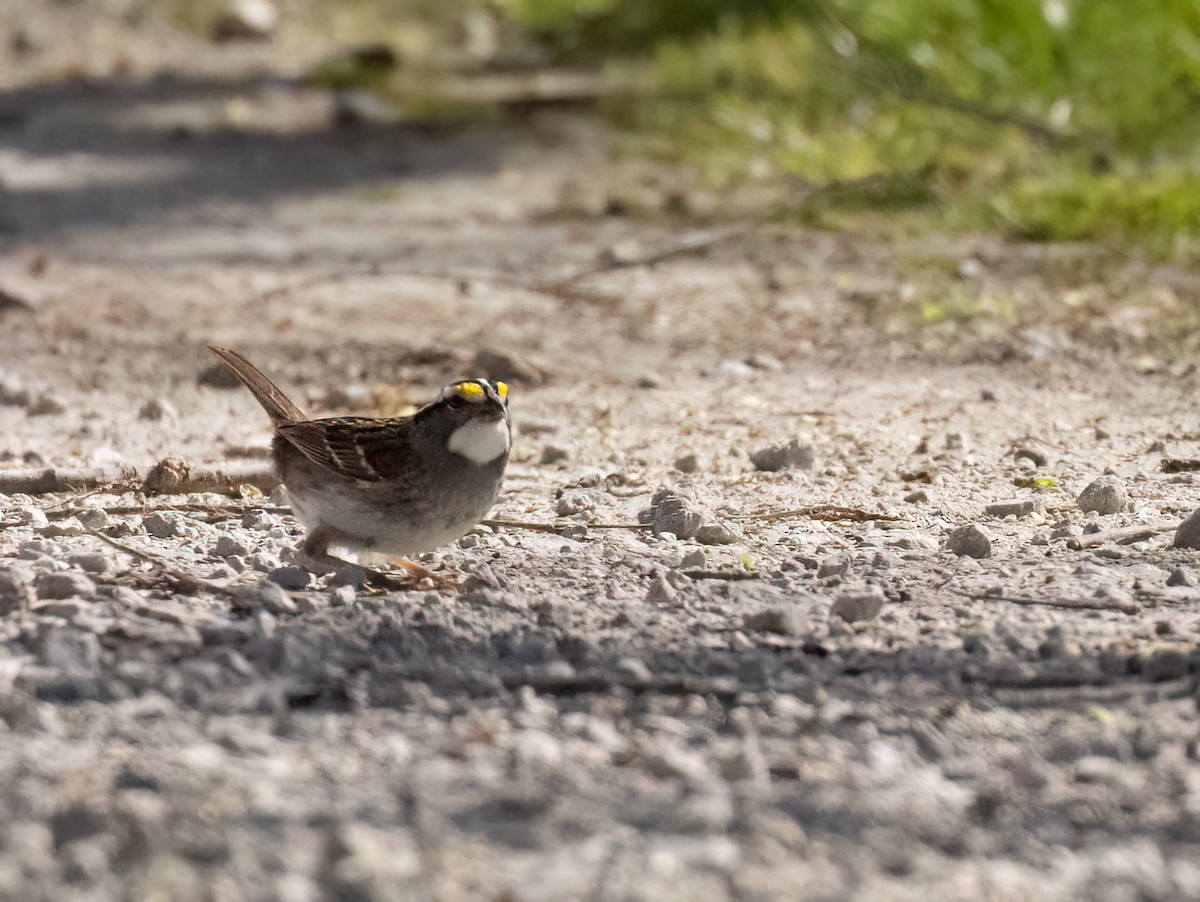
[85,528,235,597]
[1067,524,1175,549]
[953,589,1139,615]
[740,505,903,523]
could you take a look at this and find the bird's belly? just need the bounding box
[283,479,494,557]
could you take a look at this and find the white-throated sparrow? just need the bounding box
[209,347,510,580]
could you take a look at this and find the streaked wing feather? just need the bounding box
[278,417,412,482]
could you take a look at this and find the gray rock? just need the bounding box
[329,584,356,605]
[214,534,250,557]
[743,605,808,636]
[39,628,102,673]
[246,552,282,573]
[232,581,298,616]
[832,585,886,622]
[680,550,707,569]
[143,512,183,538]
[674,453,699,474]
[15,505,49,529]
[646,572,678,604]
[984,498,1042,519]
[64,551,113,575]
[817,555,852,579]
[904,489,931,503]
[555,491,594,517]
[35,571,97,600]
[1173,508,1200,549]
[38,516,84,537]
[1076,475,1128,515]
[267,566,311,591]
[1144,648,1188,682]
[750,439,815,472]
[74,507,109,529]
[946,524,992,558]
[695,522,739,545]
[137,397,177,421]
[1167,566,1198,587]
[0,566,35,614]
[242,510,279,531]
[327,566,369,590]
[640,490,703,540]
[539,444,571,465]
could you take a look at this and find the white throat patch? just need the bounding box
[447,418,510,465]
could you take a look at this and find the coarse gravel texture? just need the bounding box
[2,3,1200,901]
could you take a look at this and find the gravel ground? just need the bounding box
[1,4,1200,900]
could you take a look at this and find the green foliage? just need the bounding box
[503,0,1200,253]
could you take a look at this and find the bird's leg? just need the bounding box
[299,528,416,591]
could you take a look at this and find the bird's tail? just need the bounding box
[207,346,307,426]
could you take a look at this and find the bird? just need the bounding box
[208,346,510,585]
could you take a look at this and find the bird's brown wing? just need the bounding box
[277,417,414,482]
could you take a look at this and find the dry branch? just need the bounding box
[1067,523,1175,549]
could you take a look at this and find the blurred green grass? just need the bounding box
[203,0,1200,255]
[500,0,1200,254]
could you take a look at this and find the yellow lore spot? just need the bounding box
[455,381,485,401]
[496,381,508,398]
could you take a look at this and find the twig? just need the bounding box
[85,528,235,597]
[1067,523,1175,549]
[682,569,760,581]
[952,589,1139,615]
[739,505,903,524]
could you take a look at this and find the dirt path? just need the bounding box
[1,6,1199,901]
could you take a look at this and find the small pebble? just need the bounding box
[329,584,356,605]
[1173,508,1200,550]
[555,491,594,517]
[267,566,311,591]
[138,398,177,421]
[832,586,885,623]
[743,605,808,636]
[247,552,282,573]
[232,581,297,617]
[35,571,97,600]
[540,445,571,465]
[674,453,699,474]
[38,517,84,538]
[640,489,703,540]
[242,510,278,531]
[1144,648,1188,682]
[64,551,113,575]
[214,535,250,557]
[0,566,35,614]
[1166,567,1198,587]
[16,505,50,529]
[750,439,815,473]
[984,499,1042,519]
[1076,475,1128,515]
[946,524,992,559]
[646,572,678,604]
[75,507,109,529]
[1014,447,1048,467]
[695,522,738,545]
[143,512,183,538]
